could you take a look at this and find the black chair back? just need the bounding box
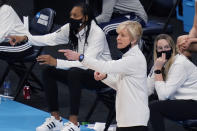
[30,8,56,35]
[0,8,56,100]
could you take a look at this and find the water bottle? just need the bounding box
[3,80,11,99]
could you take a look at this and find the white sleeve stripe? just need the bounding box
[0,43,32,52]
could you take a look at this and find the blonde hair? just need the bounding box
[153,34,176,80]
[116,21,143,43]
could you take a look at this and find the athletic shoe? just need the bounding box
[36,116,63,131]
[61,121,80,131]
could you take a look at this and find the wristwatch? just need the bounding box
[79,54,84,62]
[154,70,162,74]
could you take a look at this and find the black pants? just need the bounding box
[149,100,197,131]
[0,42,34,62]
[42,66,110,115]
[116,126,147,131]
[0,47,34,61]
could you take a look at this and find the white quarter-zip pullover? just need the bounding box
[28,20,111,69]
[0,5,32,52]
[148,54,197,100]
[81,45,150,127]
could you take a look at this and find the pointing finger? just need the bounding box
[162,53,166,60]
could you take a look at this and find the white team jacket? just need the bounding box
[28,20,111,69]
[81,45,150,127]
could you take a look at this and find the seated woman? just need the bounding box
[0,0,33,61]
[59,21,149,131]
[147,34,197,131]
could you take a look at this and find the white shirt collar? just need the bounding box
[124,44,139,56]
[76,26,87,38]
[76,20,96,39]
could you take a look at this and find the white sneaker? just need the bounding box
[61,121,80,131]
[36,116,63,131]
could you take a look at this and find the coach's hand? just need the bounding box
[37,55,57,66]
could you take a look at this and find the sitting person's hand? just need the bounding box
[177,35,191,53]
[58,49,80,61]
[154,53,167,70]
[94,71,107,81]
[36,55,57,66]
[7,35,27,46]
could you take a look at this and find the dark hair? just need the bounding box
[69,2,95,50]
[0,0,9,7]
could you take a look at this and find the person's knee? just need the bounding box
[67,68,87,89]
[68,67,84,79]
[149,101,160,113]
[42,66,56,78]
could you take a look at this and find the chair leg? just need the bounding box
[0,65,11,88]
[19,62,43,90]
[14,61,37,100]
[29,72,44,91]
[11,63,26,76]
[104,106,116,131]
[85,96,100,121]
[146,0,154,14]
[162,0,181,33]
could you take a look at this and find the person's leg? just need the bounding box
[37,67,71,131]
[0,42,34,61]
[149,100,197,131]
[149,100,165,131]
[42,66,70,120]
[99,13,146,36]
[116,126,147,131]
[66,68,110,125]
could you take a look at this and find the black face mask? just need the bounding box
[156,50,173,60]
[69,18,83,34]
[119,44,131,54]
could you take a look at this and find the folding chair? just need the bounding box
[0,8,56,100]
